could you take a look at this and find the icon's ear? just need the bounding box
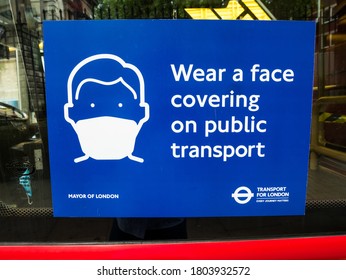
[140,102,150,124]
[134,104,146,124]
[64,103,76,124]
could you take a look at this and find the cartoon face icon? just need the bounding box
[64,54,149,163]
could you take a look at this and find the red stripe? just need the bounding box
[0,235,345,260]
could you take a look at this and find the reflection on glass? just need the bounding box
[0,0,346,243]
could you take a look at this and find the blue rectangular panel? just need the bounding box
[43,20,316,217]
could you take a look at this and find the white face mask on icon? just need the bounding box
[74,116,139,161]
[64,54,149,163]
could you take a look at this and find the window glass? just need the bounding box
[1,0,346,243]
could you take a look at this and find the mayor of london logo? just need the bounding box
[231,186,254,204]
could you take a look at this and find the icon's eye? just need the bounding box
[118,103,123,108]
[90,103,95,108]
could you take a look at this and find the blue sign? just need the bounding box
[44,20,315,217]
